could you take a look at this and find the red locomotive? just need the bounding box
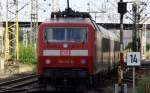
[37,7,120,90]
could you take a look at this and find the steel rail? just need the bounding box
[0,74,36,86]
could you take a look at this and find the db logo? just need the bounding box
[60,50,70,56]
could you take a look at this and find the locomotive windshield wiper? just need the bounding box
[45,38,48,43]
[44,32,48,43]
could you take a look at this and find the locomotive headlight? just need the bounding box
[45,59,51,64]
[80,59,86,64]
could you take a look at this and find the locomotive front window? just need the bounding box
[45,28,65,41]
[45,27,87,42]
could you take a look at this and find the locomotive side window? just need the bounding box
[45,27,87,42]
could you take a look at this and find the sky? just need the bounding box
[0,0,150,23]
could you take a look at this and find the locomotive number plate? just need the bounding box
[60,50,70,56]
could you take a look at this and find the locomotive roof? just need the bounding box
[43,7,93,24]
[44,17,93,24]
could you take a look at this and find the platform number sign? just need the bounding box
[127,52,140,66]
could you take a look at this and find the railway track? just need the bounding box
[2,63,150,93]
[123,60,150,84]
[0,74,110,93]
[0,74,38,93]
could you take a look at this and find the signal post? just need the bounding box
[116,0,127,93]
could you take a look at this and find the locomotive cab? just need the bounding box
[37,17,95,89]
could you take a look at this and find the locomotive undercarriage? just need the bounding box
[38,68,112,91]
[38,69,90,91]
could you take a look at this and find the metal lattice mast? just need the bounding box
[22,0,29,47]
[0,1,3,54]
[30,0,38,44]
[5,0,19,61]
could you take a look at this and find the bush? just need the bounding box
[137,77,150,93]
[146,44,150,51]
[19,43,37,64]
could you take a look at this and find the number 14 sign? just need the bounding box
[127,52,141,66]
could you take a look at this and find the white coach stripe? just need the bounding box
[71,50,88,56]
[43,50,60,56]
